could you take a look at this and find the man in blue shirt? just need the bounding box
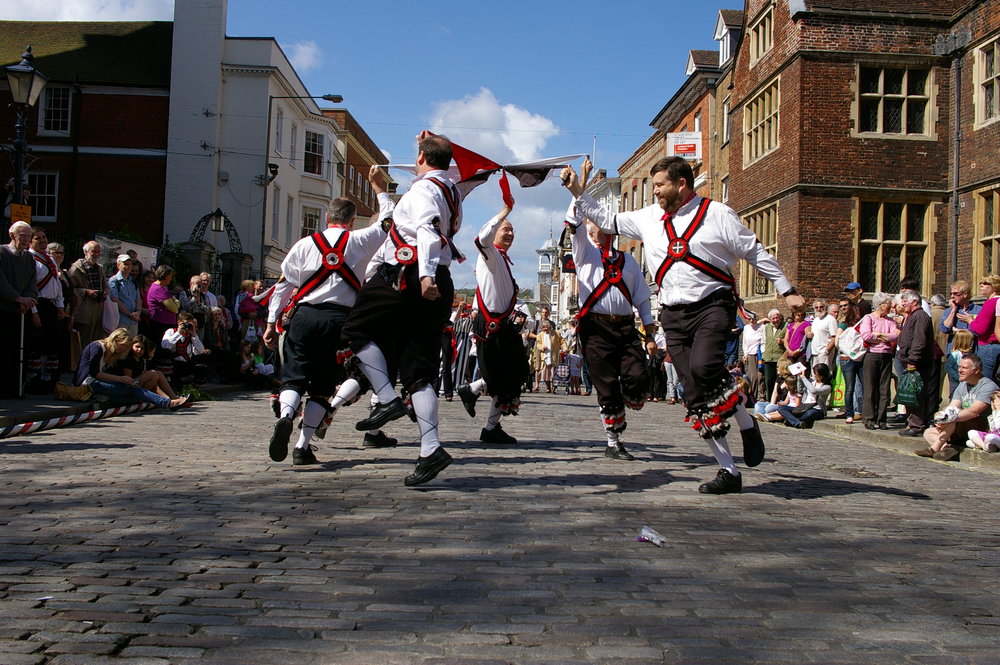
[938,280,980,351]
[108,254,140,337]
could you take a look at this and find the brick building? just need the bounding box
[0,22,172,250]
[322,109,393,221]
[727,0,1000,311]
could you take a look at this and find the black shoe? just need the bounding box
[355,397,407,431]
[740,420,765,467]
[363,431,398,448]
[698,469,743,495]
[898,428,922,437]
[457,383,478,418]
[292,445,319,465]
[480,425,517,444]
[269,416,293,462]
[404,447,453,486]
[604,443,635,461]
[878,422,889,430]
[889,413,907,424]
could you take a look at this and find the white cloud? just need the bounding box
[429,87,559,163]
[2,0,174,20]
[284,40,323,74]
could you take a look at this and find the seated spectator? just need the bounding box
[967,390,1000,453]
[917,353,996,461]
[756,373,798,424]
[112,334,184,402]
[776,363,832,429]
[944,329,975,397]
[161,311,211,386]
[75,327,190,409]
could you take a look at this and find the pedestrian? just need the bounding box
[564,185,655,461]
[68,240,109,347]
[457,201,529,444]
[263,185,390,465]
[108,254,141,337]
[896,289,940,437]
[27,226,65,392]
[563,156,804,494]
[342,132,463,486]
[859,292,899,430]
[0,221,37,398]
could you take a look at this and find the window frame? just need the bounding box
[722,97,731,145]
[974,36,1000,128]
[301,205,322,239]
[289,124,298,168]
[739,203,778,300]
[26,171,58,222]
[274,108,283,155]
[37,86,71,136]
[743,77,780,166]
[748,3,774,67]
[974,187,1000,278]
[854,65,934,139]
[303,130,324,176]
[854,198,932,293]
[271,185,280,242]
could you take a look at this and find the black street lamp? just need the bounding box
[257,93,342,279]
[4,46,48,216]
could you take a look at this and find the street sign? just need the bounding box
[666,132,702,160]
[9,203,31,223]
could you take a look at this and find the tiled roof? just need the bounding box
[689,49,719,69]
[0,21,173,87]
[719,9,745,26]
[801,1,966,17]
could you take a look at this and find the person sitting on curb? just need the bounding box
[75,327,191,410]
[916,353,995,461]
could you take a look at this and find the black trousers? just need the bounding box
[905,361,942,432]
[342,263,453,392]
[578,315,649,412]
[438,328,454,397]
[475,317,529,405]
[281,302,350,397]
[0,309,28,398]
[659,289,735,417]
[862,351,894,425]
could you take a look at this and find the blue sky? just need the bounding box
[6,0,728,289]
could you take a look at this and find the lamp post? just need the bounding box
[257,93,342,279]
[4,46,47,219]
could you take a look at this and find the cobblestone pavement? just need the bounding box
[2,391,998,664]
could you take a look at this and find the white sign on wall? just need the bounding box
[666,132,702,160]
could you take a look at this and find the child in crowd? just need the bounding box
[967,390,1000,453]
[945,329,975,397]
[777,362,832,429]
[756,375,798,423]
[161,312,211,387]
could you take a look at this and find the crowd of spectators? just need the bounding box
[1,222,275,404]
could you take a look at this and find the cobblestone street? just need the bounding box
[2,391,999,664]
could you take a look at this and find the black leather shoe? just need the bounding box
[363,431,398,448]
[878,422,889,430]
[404,447,453,486]
[898,428,922,437]
[740,420,765,467]
[269,416,293,462]
[604,443,635,461]
[457,383,478,418]
[292,445,319,465]
[355,397,407,431]
[698,469,742,494]
[480,425,517,444]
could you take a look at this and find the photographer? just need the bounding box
[161,311,211,387]
[179,274,210,332]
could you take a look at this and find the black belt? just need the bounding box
[587,312,633,324]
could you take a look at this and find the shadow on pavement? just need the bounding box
[744,472,932,500]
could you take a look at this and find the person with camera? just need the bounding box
[161,311,211,387]
[69,240,109,346]
[76,327,190,409]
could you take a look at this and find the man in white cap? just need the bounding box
[108,254,141,337]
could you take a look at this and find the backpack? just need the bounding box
[837,322,867,361]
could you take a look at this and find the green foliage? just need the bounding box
[181,384,214,401]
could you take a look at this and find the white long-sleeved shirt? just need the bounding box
[161,327,206,358]
[371,170,462,279]
[742,322,765,356]
[573,193,792,307]
[267,220,388,324]
[472,213,517,315]
[566,201,652,324]
[29,248,64,308]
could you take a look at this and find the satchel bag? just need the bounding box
[102,297,120,333]
[54,381,93,402]
[895,370,924,408]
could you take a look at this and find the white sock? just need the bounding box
[410,384,440,457]
[278,388,301,420]
[733,403,754,431]
[606,430,620,446]
[295,399,328,449]
[484,397,502,430]
[329,378,361,410]
[355,343,396,403]
[706,435,739,475]
[469,378,487,396]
